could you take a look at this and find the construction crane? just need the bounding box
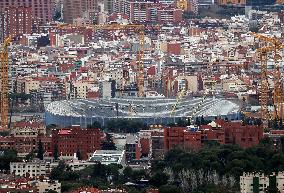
[58,23,145,97]
[171,89,186,116]
[257,46,271,122]
[128,102,137,117]
[176,0,188,11]
[0,36,11,130]
[188,92,209,123]
[252,33,284,125]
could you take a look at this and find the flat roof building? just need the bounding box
[89,150,125,165]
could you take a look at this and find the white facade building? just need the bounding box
[10,160,96,177]
[89,150,125,165]
[240,172,284,193]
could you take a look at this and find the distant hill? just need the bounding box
[246,0,276,6]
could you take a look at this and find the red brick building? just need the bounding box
[126,2,182,24]
[51,126,102,160]
[157,7,183,24]
[139,131,151,156]
[215,120,263,148]
[0,7,32,41]
[167,42,181,55]
[0,121,52,157]
[200,122,225,144]
[164,127,202,151]
[0,0,54,24]
[164,120,264,151]
[0,135,52,157]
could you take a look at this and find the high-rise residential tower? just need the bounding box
[0,0,55,24]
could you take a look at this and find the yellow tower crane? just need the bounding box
[251,33,284,125]
[171,89,186,116]
[176,0,188,11]
[0,36,11,130]
[59,23,145,97]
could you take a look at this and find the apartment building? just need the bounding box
[0,0,54,24]
[51,126,102,160]
[240,172,284,193]
[164,120,263,152]
[0,7,32,42]
[10,159,95,177]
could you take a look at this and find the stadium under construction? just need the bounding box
[45,96,241,127]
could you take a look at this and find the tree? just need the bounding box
[150,172,169,187]
[25,151,35,162]
[280,119,283,130]
[92,162,107,180]
[0,131,10,137]
[50,161,77,181]
[53,144,59,160]
[159,185,181,193]
[87,121,102,129]
[123,166,133,181]
[37,140,44,160]
[47,190,58,193]
[101,133,117,150]
[195,117,201,126]
[0,149,19,170]
[187,118,191,126]
[76,149,81,160]
[200,115,205,125]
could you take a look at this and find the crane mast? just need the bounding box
[252,33,284,126]
[0,36,11,130]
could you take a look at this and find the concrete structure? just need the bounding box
[240,172,284,193]
[89,150,125,165]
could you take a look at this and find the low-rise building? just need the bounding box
[0,121,51,157]
[240,172,284,193]
[150,128,164,160]
[10,159,96,177]
[31,179,61,193]
[0,176,61,193]
[89,150,125,165]
[10,160,58,177]
[125,134,141,163]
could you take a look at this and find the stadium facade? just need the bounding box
[45,97,241,127]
